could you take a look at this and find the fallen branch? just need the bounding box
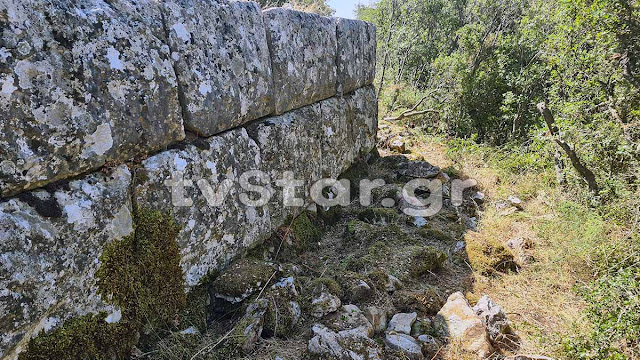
[384,108,439,121]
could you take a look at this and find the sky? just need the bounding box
[328,0,369,19]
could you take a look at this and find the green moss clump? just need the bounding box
[307,277,343,298]
[408,246,447,277]
[290,212,322,251]
[211,258,276,300]
[20,209,187,359]
[18,313,137,360]
[345,220,409,246]
[97,209,186,333]
[419,226,455,243]
[250,212,322,260]
[466,237,518,275]
[358,208,400,225]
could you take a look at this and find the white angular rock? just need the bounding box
[0,0,184,197]
[433,292,494,358]
[312,292,342,318]
[263,7,337,114]
[384,332,424,360]
[473,295,518,345]
[308,324,382,360]
[387,313,418,335]
[0,165,133,357]
[324,305,374,339]
[163,0,274,136]
[336,18,376,95]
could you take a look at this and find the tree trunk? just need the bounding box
[537,102,599,194]
[376,0,397,98]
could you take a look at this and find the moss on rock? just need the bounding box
[249,212,322,260]
[18,313,137,360]
[308,277,344,298]
[290,212,322,251]
[407,246,447,277]
[419,226,455,243]
[211,258,276,303]
[466,236,518,275]
[20,208,187,359]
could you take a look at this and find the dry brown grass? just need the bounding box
[400,131,599,358]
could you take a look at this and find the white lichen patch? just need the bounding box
[81,123,113,159]
[106,47,124,70]
[0,165,132,354]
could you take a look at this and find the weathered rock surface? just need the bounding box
[263,7,337,114]
[364,307,387,334]
[383,332,424,360]
[0,0,184,198]
[336,18,376,95]
[312,292,342,318]
[232,298,269,351]
[433,292,494,359]
[134,127,273,287]
[211,258,276,304]
[346,86,379,160]
[387,313,418,335]
[245,101,324,227]
[308,324,382,360]
[324,305,374,339]
[163,0,273,136]
[473,295,519,347]
[0,165,133,358]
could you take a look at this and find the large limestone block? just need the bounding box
[336,18,376,95]
[346,85,378,159]
[163,0,274,136]
[263,7,337,114]
[318,97,353,179]
[0,165,133,359]
[0,0,185,198]
[134,128,273,287]
[245,102,324,226]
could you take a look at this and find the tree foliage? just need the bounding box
[360,0,640,357]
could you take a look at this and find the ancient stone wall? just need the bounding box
[0,1,377,358]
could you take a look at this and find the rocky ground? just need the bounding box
[139,124,551,360]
